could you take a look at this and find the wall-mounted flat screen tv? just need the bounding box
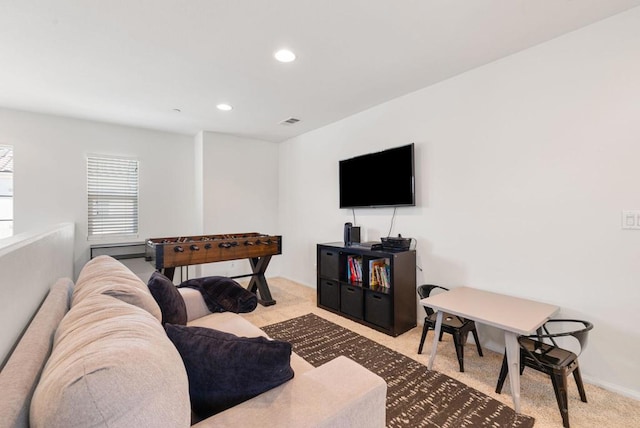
[339,143,415,209]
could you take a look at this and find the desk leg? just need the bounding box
[427,311,444,370]
[505,331,521,413]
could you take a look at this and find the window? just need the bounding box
[87,156,139,237]
[0,145,13,239]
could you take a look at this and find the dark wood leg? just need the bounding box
[471,328,484,356]
[247,256,276,306]
[418,321,429,354]
[161,267,175,281]
[453,331,465,372]
[495,352,508,393]
[551,373,570,428]
[572,364,588,403]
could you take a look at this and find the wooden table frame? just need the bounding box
[420,286,559,413]
[161,255,277,306]
[230,255,276,306]
[146,234,281,306]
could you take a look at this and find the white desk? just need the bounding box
[420,286,559,413]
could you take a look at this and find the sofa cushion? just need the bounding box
[148,271,187,325]
[165,324,294,419]
[30,293,190,428]
[72,255,162,321]
[188,311,269,337]
[179,276,257,313]
[178,287,212,321]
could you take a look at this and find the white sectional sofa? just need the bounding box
[0,256,387,428]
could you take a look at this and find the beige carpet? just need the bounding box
[240,277,640,428]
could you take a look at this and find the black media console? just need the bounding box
[316,242,416,336]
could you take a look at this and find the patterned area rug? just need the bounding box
[263,313,534,428]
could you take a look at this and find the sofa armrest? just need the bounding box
[192,356,387,428]
[0,278,74,428]
[177,287,212,322]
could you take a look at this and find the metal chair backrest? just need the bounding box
[417,284,449,317]
[527,319,594,356]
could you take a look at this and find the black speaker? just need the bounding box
[343,223,361,246]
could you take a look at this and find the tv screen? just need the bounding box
[339,143,415,209]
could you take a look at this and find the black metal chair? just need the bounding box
[495,319,593,428]
[417,284,483,372]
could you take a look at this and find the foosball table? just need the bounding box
[145,232,282,306]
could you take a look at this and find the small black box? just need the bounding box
[381,236,411,251]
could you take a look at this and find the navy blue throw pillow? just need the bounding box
[179,276,257,313]
[147,272,188,325]
[165,324,294,418]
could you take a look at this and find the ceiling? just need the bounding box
[2,1,639,143]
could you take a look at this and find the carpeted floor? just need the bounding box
[263,313,535,428]
[239,277,640,428]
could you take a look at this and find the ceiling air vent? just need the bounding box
[279,117,301,125]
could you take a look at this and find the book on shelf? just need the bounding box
[376,265,390,289]
[347,255,363,284]
[369,258,390,290]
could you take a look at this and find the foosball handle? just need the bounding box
[174,246,184,253]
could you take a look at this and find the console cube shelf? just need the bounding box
[317,243,416,336]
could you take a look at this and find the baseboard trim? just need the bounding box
[581,375,640,401]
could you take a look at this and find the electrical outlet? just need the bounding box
[621,210,640,230]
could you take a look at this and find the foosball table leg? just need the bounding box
[248,256,276,306]
[161,267,176,281]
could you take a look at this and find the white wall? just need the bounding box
[0,110,280,282]
[0,108,198,276]
[0,223,74,365]
[198,132,280,278]
[278,8,640,398]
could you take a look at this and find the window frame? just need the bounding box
[87,155,139,239]
[0,145,13,239]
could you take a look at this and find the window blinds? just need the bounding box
[87,156,138,237]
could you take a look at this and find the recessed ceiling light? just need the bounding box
[274,49,296,63]
[216,103,232,111]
